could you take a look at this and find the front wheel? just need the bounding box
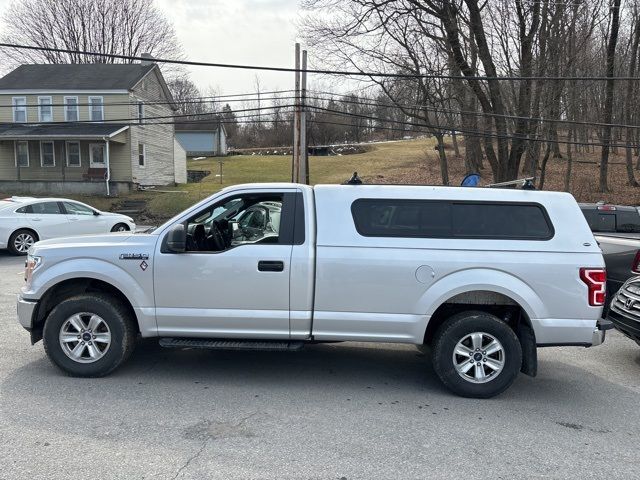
[42,293,137,377]
[432,311,522,398]
[111,223,130,232]
[8,229,38,255]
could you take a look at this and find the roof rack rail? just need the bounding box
[485,177,536,190]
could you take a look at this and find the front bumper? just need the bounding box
[607,307,640,343]
[17,295,37,329]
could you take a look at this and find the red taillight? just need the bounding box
[633,251,640,274]
[580,268,607,306]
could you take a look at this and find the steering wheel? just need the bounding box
[206,221,226,251]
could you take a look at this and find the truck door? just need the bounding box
[153,189,299,339]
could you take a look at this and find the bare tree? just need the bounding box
[599,0,622,193]
[0,0,184,79]
[167,77,210,116]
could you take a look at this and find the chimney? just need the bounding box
[140,53,154,65]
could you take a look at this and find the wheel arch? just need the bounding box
[30,277,140,344]
[420,270,541,377]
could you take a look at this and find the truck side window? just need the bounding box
[183,193,296,252]
[351,199,553,240]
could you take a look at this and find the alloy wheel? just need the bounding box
[58,313,112,363]
[14,233,34,253]
[452,332,505,384]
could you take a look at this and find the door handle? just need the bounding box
[69,218,79,221]
[31,218,42,221]
[258,260,284,272]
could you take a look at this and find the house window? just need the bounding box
[40,141,55,167]
[138,143,146,166]
[38,96,53,122]
[64,96,79,121]
[15,141,29,167]
[66,141,81,167]
[89,96,104,121]
[12,97,27,123]
[137,101,144,124]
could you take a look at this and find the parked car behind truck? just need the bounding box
[17,183,610,398]
[579,203,640,301]
[594,234,640,300]
[0,196,136,255]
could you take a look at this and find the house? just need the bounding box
[0,62,187,195]
[175,120,227,157]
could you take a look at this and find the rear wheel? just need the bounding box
[111,223,130,232]
[43,293,136,377]
[432,311,522,398]
[8,229,38,255]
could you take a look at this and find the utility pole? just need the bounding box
[291,43,301,182]
[300,49,309,185]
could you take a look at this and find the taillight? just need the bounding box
[579,268,607,306]
[597,205,616,211]
[633,251,640,274]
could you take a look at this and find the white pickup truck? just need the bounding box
[17,183,611,398]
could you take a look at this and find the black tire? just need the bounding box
[42,293,137,377]
[8,228,38,255]
[432,311,522,399]
[111,223,130,232]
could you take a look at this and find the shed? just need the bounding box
[175,121,227,157]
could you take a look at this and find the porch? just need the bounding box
[0,124,131,195]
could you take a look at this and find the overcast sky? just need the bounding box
[0,0,303,95]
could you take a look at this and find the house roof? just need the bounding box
[0,63,156,90]
[0,123,129,140]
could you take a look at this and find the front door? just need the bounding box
[153,190,298,339]
[89,143,106,168]
[62,201,107,235]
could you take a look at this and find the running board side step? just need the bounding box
[159,338,305,351]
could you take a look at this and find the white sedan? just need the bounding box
[0,197,136,255]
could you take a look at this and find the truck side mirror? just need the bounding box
[166,224,186,253]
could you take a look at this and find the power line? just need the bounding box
[307,91,640,132]
[4,42,640,81]
[306,106,640,150]
[2,91,296,109]
[2,104,296,127]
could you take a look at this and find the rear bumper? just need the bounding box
[591,318,614,346]
[607,307,640,343]
[17,295,37,329]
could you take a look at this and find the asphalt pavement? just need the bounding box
[1,252,639,479]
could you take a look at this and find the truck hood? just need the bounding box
[31,233,158,254]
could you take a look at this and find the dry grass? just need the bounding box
[147,138,640,219]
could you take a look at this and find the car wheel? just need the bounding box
[432,311,522,398]
[8,229,38,255]
[42,293,137,377]
[111,223,130,232]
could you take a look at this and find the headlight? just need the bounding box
[24,254,42,284]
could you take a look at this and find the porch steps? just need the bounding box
[114,199,147,215]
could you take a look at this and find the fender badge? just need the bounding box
[119,253,149,260]
[140,261,148,271]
